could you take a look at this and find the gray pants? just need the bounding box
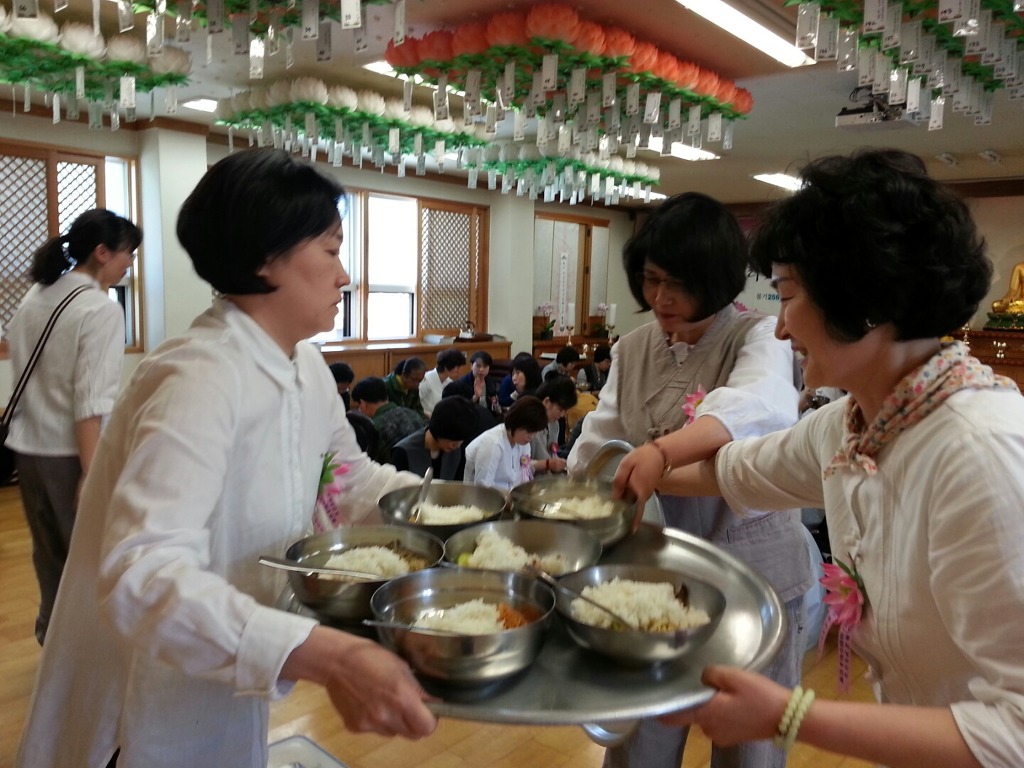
[16,453,82,645]
[603,595,807,768]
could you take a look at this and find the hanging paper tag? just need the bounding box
[914,35,935,76]
[360,122,370,147]
[503,61,516,104]
[582,90,598,125]
[485,103,497,134]
[465,68,482,114]
[388,126,400,154]
[889,66,909,104]
[207,0,224,33]
[433,87,449,121]
[873,53,892,94]
[502,171,513,194]
[557,124,571,154]
[857,47,875,87]
[413,132,423,156]
[304,112,317,145]
[541,53,558,92]
[882,4,901,50]
[119,75,136,108]
[723,119,734,150]
[176,5,191,42]
[965,10,990,55]
[929,49,947,90]
[513,109,526,141]
[416,154,426,176]
[52,94,60,124]
[953,0,980,36]
[466,167,478,189]
[353,26,368,53]
[66,98,79,120]
[14,0,39,18]
[302,0,319,40]
[110,107,120,131]
[536,115,548,148]
[944,56,962,94]
[88,101,103,129]
[928,94,945,130]
[862,0,887,35]
[795,2,820,49]
[906,76,922,112]
[607,105,621,133]
[74,66,86,99]
[569,68,587,106]
[599,72,616,109]
[643,91,662,124]
[900,21,921,62]
[837,28,858,71]
[249,38,265,78]
[396,156,406,176]
[394,0,406,45]
[147,11,165,56]
[285,27,295,68]
[975,89,993,124]
[981,22,1005,66]
[625,82,640,116]
[341,0,361,29]
[707,111,723,142]
[116,0,134,31]
[402,78,413,113]
[228,126,234,153]
[687,104,701,136]
[166,84,177,114]
[316,21,331,60]
[231,16,249,54]
[666,97,682,129]
[266,23,279,55]
[994,39,1017,80]
[816,17,839,60]
[938,0,964,23]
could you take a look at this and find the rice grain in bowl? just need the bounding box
[379,480,507,540]
[444,520,602,576]
[509,477,634,547]
[555,564,726,665]
[370,567,555,685]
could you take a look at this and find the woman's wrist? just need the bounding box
[647,439,673,478]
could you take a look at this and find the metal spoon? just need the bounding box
[257,555,382,581]
[407,466,433,523]
[524,564,636,629]
[362,619,466,637]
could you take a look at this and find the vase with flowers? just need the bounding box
[535,302,556,339]
[591,302,610,338]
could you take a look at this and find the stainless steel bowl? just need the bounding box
[443,519,602,576]
[378,480,507,540]
[283,526,444,622]
[508,476,634,547]
[369,567,555,685]
[555,564,726,665]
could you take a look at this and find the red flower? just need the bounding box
[571,20,606,57]
[452,21,489,56]
[418,29,454,62]
[652,51,681,83]
[486,12,529,47]
[733,87,754,114]
[714,80,738,105]
[601,27,636,59]
[693,67,720,97]
[675,60,700,90]
[525,4,581,42]
[626,40,659,74]
[385,37,420,68]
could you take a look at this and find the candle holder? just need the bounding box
[561,324,575,348]
[605,324,616,341]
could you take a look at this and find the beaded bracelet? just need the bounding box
[773,686,815,751]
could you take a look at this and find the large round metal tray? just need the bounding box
[278,523,784,727]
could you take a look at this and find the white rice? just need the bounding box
[324,546,411,578]
[543,496,620,520]
[465,530,569,575]
[413,598,505,634]
[416,502,490,524]
[571,578,711,631]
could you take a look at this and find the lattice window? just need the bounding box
[57,162,99,234]
[0,155,48,332]
[419,202,487,334]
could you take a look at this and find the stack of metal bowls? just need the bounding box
[554,563,726,665]
[443,519,602,576]
[378,480,507,540]
[283,525,444,622]
[508,476,635,547]
[369,567,555,685]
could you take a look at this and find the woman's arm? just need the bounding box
[75,415,103,475]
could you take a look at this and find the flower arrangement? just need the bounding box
[817,557,866,692]
[537,302,556,333]
[312,452,352,532]
[683,385,707,424]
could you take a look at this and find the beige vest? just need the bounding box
[614,306,812,603]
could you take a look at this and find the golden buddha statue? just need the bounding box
[992,262,1024,314]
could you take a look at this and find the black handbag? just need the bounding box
[1,284,91,485]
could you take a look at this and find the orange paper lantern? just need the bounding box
[452,22,490,56]
[385,37,420,68]
[694,68,720,97]
[571,20,606,57]
[601,27,637,59]
[418,30,454,62]
[675,60,700,91]
[626,40,659,73]
[485,12,530,47]
[525,4,582,42]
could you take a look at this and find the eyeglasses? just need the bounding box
[636,272,688,298]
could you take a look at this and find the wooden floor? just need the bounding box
[0,483,875,768]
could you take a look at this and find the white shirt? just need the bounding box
[5,271,124,455]
[418,368,450,416]
[717,390,1024,767]
[17,298,420,768]
[465,422,531,491]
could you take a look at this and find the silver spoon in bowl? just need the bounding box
[257,555,383,581]
[524,564,636,629]
[407,466,433,524]
[362,619,467,636]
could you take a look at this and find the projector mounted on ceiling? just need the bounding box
[835,87,912,130]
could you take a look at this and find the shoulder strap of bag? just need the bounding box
[1,284,93,428]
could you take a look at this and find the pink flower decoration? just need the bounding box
[683,385,707,424]
[733,300,749,313]
[817,558,867,692]
[313,455,352,532]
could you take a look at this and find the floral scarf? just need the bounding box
[824,341,1017,478]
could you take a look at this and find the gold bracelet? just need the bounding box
[647,439,673,478]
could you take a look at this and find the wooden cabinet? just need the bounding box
[319,339,512,382]
[957,328,1024,390]
[532,335,614,364]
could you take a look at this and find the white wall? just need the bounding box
[971,197,1024,328]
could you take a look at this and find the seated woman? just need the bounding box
[528,375,578,476]
[464,396,548,491]
[390,395,478,480]
[499,353,543,409]
[576,343,612,393]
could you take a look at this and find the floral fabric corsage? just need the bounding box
[683,385,707,425]
[817,557,866,692]
[312,452,351,532]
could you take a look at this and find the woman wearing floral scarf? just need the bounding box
[615,149,1024,768]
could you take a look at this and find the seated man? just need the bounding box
[329,361,355,410]
[541,346,581,381]
[390,395,478,481]
[575,343,611,393]
[383,357,427,416]
[350,376,426,463]
[419,348,466,418]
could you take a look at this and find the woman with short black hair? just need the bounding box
[390,395,479,480]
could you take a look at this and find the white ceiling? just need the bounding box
[5,0,1023,203]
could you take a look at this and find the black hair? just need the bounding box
[350,376,388,405]
[512,356,542,392]
[329,361,354,384]
[470,350,493,367]
[512,351,535,365]
[176,148,346,295]
[31,208,142,286]
[503,395,549,433]
[427,395,479,441]
[535,374,578,410]
[436,348,467,372]
[346,411,381,456]
[750,149,991,342]
[400,357,427,376]
[555,346,581,366]
[593,344,612,364]
[623,192,747,320]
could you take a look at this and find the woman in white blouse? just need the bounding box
[17,149,434,768]
[5,208,140,646]
[465,395,548,490]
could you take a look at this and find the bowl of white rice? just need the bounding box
[508,477,635,547]
[369,567,555,685]
[283,525,444,622]
[554,564,726,665]
[443,520,602,576]
[378,480,507,540]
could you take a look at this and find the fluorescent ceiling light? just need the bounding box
[754,172,803,191]
[181,98,219,113]
[646,136,718,161]
[674,0,816,68]
[363,59,397,76]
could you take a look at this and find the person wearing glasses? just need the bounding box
[567,192,811,768]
